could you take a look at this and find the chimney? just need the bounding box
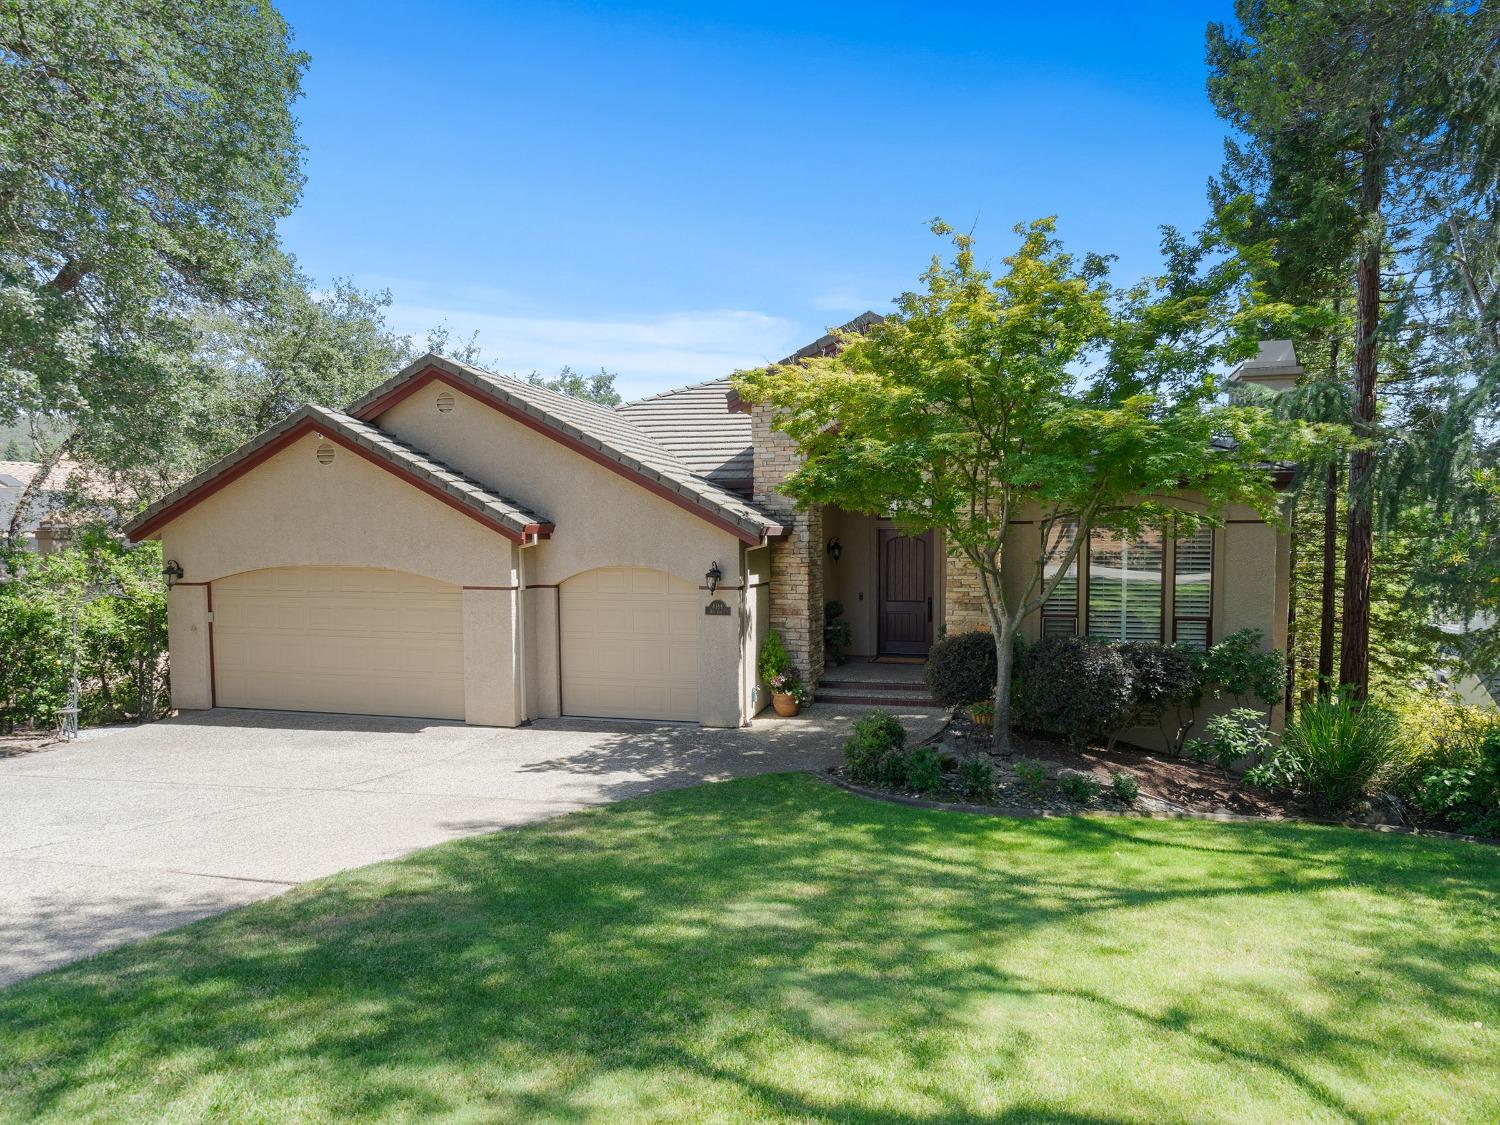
[1228,340,1303,393]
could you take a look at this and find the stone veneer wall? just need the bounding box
[751,403,825,683]
[943,548,990,634]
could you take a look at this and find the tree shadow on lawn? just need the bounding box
[2,774,1496,1123]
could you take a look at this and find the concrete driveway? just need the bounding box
[0,703,943,986]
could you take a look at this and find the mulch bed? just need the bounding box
[829,712,1303,819]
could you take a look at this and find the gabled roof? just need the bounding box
[349,354,781,543]
[124,404,553,544]
[614,378,752,498]
[776,310,884,365]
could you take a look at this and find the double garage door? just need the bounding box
[212,568,466,720]
[210,566,701,723]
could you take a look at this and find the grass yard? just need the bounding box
[1,774,1496,1123]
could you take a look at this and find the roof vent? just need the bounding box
[316,444,335,465]
[436,390,455,414]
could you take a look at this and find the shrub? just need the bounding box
[876,748,910,789]
[852,709,906,752]
[823,601,852,666]
[1018,635,1132,748]
[1197,628,1286,707]
[758,630,793,684]
[842,710,906,784]
[1255,692,1401,811]
[1,532,168,732]
[904,745,942,793]
[1014,757,1048,798]
[1117,642,1200,745]
[924,630,998,709]
[1060,772,1102,804]
[1183,708,1274,772]
[1111,771,1140,804]
[1394,699,1500,835]
[957,754,996,800]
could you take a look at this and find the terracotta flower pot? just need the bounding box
[772,692,802,717]
[971,709,994,729]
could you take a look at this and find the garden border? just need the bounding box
[815,770,1499,846]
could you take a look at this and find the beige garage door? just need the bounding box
[212,567,465,720]
[560,567,700,721]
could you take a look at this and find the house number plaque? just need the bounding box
[704,598,731,616]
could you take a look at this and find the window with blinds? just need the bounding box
[1087,529,1163,643]
[1172,525,1214,648]
[1040,518,1078,637]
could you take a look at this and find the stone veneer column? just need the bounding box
[943,548,991,634]
[751,403,825,683]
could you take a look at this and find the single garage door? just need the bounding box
[560,567,700,721]
[212,567,465,720]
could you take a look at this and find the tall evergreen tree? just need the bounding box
[1209,0,1500,697]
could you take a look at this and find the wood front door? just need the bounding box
[877,529,934,655]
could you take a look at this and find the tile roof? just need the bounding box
[124,404,551,542]
[614,378,752,498]
[350,355,781,541]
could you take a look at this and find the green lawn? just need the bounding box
[2,775,1496,1123]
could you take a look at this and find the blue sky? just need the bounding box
[278,1,1238,400]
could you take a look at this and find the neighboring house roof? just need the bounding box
[0,459,83,535]
[349,354,782,544]
[615,378,753,498]
[124,404,553,544]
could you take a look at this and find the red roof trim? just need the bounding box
[126,418,546,544]
[357,366,770,545]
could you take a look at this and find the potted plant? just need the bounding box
[759,630,810,716]
[769,673,811,716]
[970,699,995,729]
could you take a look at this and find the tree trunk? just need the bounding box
[992,620,1015,755]
[1318,459,1339,695]
[1339,114,1383,701]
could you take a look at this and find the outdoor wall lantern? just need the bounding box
[705,561,723,594]
[162,559,184,588]
[827,537,842,562]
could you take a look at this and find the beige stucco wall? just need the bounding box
[149,431,521,725]
[378,391,741,590]
[156,432,516,588]
[379,389,754,725]
[463,588,523,726]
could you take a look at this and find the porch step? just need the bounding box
[816,678,941,709]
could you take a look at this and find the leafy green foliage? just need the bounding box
[823,601,852,666]
[1,0,309,530]
[757,630,792,684]
[1254,693,1401,810]
[1196,629,1286,707]
[842,710,907,784]
[903,746,942,794]
[1184,708,1274,772]
[876,748,911,790]
[733,220,1327,751]
[957,754,996,800]
[1060,773,1102,805]
[1388,692,1500,836]
[1111,772,1141,804]
[1014,758,1048,798]
[924,630,999,709]
[1018,636,1133,748]
[525,366,622,407]
[0,531,167,730]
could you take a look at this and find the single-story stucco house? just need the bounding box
[124,321,1301,734]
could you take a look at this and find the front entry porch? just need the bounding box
[822,508,943,661]
[816,656,939,709]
